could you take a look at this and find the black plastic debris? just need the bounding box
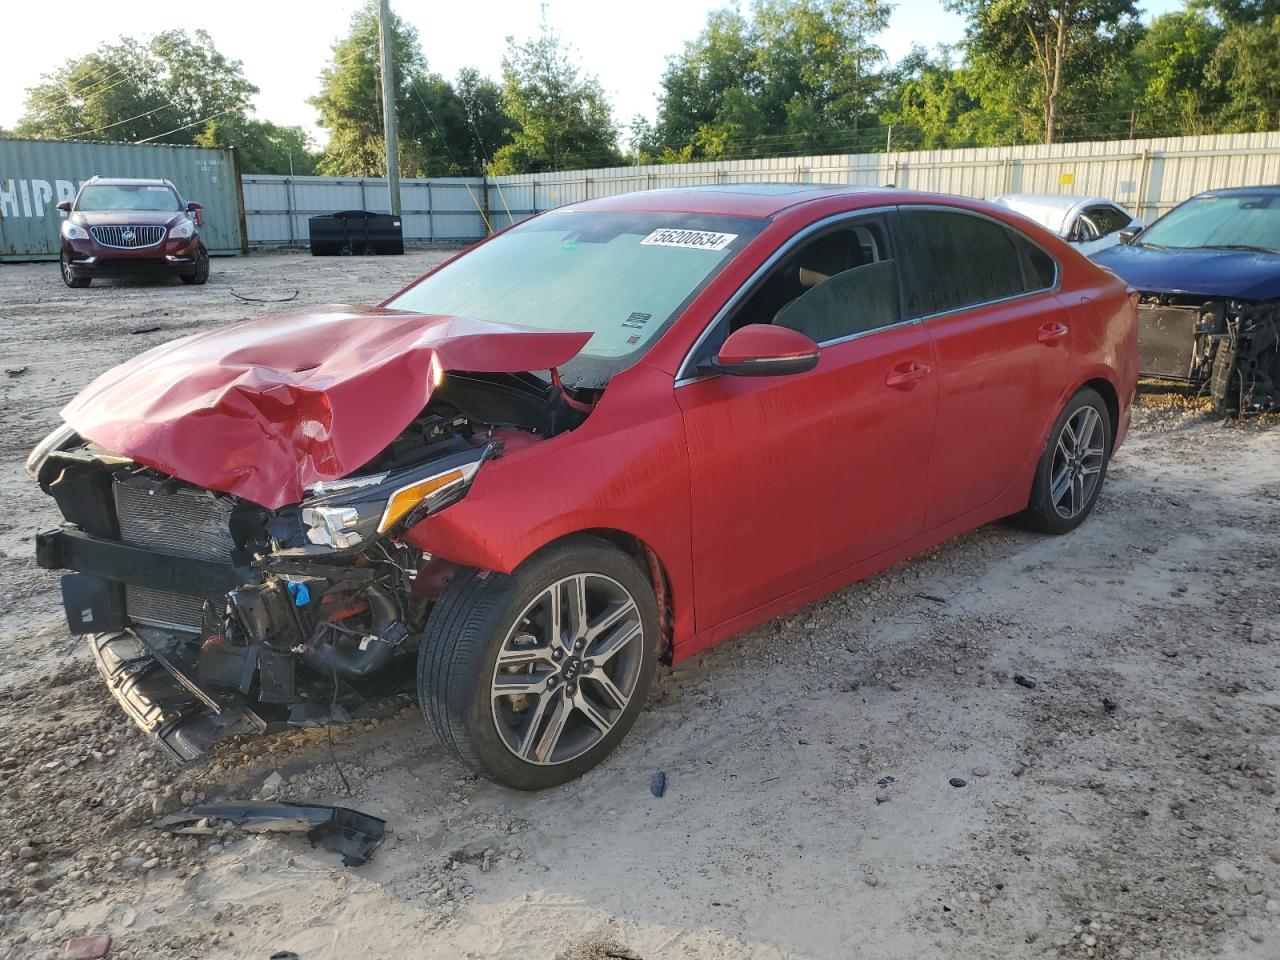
[949,777,968,788]
[1102,697,1119,713]
[877,775,896,788]
[5,366,28,377]
[162,801,386,866]
[130,325,162,335]
[916,592,947,605]
[1013,673,1038,689]
[270,953,300,960]
[650,771,667,798]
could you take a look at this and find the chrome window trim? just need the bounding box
[674,205,899,385]
[674,202,1064,386]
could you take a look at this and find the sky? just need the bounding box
[0,0,1185,147]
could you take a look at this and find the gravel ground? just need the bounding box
[0,250,1277,960]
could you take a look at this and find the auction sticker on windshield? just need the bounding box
[641,229,739,251]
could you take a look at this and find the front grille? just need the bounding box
[113,480,236,632]
[90,225,166,248]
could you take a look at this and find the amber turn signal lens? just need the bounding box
[377,469,467,532]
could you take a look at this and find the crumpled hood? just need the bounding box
[61,306,591,509]
[1092,243,1280,300]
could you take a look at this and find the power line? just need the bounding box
[134,106,241,144]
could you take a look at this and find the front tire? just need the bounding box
[418,536,659,790]
[61,255,90,288]
[1022,387,1113,534]
[181,247,210,285]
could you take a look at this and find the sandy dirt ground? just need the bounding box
[0,250,1277,960]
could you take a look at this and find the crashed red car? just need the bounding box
[30,185,1138,789]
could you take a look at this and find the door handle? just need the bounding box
[1038,321,1069,344]
[885,361,931,389]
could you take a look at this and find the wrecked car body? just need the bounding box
[31,307,593,759]
[1092,186,1280,415]
[32,188,1137,790]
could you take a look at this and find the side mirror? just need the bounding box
[187,200,203,225]
[708,324,820,377]
[1118,228,1140,245]
[55,200,72,214]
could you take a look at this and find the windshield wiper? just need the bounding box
[1203,244,1280,255]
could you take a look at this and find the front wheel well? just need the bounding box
[524,528,674,661]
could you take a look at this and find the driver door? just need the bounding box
[675,212,938,633]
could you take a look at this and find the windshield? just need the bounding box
[75,184,182,213]
[1140,193,1280,252]
[385,209,766,386]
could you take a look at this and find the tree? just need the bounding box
[197,118,319,175]
[1128,10,1226,135]
[310,2,426,176]
[645,0,892,161]
[489,22,621,173]
[311,3,511,177]
[947,0,1141,143]
[15,30,257,144]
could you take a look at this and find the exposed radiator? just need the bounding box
[113,480,236,633]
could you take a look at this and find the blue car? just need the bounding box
[1092,186,1280,414]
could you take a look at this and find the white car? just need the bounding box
[991,194,1143,257]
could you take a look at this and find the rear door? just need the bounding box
[898,207,1068,531]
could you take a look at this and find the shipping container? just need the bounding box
[0,138,247,261]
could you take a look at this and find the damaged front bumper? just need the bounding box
[1138,296,1280,414]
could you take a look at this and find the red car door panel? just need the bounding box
[677,324,937,633]
[922,292,1069,529]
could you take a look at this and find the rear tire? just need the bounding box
[1022,387,1113,535]
[61,256,90,288]
[418,536,658,790]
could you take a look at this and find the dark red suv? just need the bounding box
[57,177,209,288]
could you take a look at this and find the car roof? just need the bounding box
[990,193,1115,235]
[1191,185,1280,199]
[567,183,891,218]
[84,177,177,188]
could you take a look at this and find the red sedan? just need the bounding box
[30,185,1137,789]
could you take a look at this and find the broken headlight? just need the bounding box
[300,452,486,550]
[25,422,79,479]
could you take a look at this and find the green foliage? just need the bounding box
[310,2,511,177]
[648,0,892,159]
[15,30,258,144]
[489,22,621,173]
[197,118,318,175]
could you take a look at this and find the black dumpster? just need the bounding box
[308,210,404,256]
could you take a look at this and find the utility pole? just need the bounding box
[378,0,401,216]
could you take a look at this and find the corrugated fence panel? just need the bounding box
[233,131,1280,245]
[242,175,489,245]
[0,137,245,261]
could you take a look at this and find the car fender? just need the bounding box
[401,361,697,644]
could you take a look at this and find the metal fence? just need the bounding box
[239,130,1280,246]
[0,138,247,261]
[241,175,489,245]
[483,130,1280,230]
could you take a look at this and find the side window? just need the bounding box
[901,209,1026,316]
[1010,232,1057,291]
[729,219,902,343]
[1081,204,1130,238]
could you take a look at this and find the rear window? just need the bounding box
[901,209,1030,316]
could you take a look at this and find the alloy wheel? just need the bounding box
[1050,405,1105,519]
[491,573,644,765]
